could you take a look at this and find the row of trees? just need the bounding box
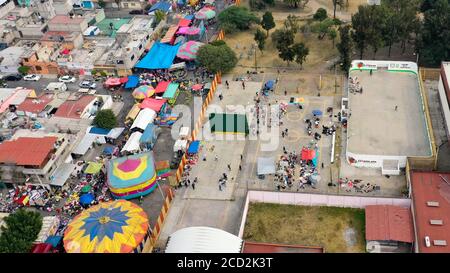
[345,0,450,67]
[0,209,42,253]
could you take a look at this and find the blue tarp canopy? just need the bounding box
[264,80,275,90]
[184,14,194,20]
[187,140,200,154]
[312,109,323,116]
[125,75,139,89]
[79,193,94,206]
[140,124,157,143]
[103,145,115,155]
[149,1,171,13]
[135,42,181,69]
[89,127,110,135]
[45,235,62,247]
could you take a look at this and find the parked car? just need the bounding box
[79,80,97,89]
[129,10,144,15]
[23,74,42,81]
[59,75,76,83]
[3,74,22,81]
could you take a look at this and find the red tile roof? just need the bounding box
[411,171,450,253]
[54,95,96,119]
[242,242,324,253]
[16,94,54,114]
[0,137,58,166]
[365,205,414,243]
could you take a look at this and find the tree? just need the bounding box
[311,18,335,39]
[98,0,106,8]
[155,10,166,23]
[419,0,450,66]
[313,8,328,21]
[332,0,345,19]
[327,28,337,47]
[17,66,30,75]
[283,0,309,9]
[292,42,309,68]
[249,0,266,10]
[197,42,238,73]
[271,29,295,50]
[261,11,275,36]
[336,25,353,72]
[94,109,117,130]
[218,6,260,34]
[278,45,296,66]
[0,209,42,253]
[351,5,372,59]
[254,28,267,52]
[284,14,300,33]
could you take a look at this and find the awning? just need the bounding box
[89,127,110,135]
[140,123,157,143]
[106,127,125,139]
[257,157,275,175]
[162,83,179,99]
[135,42,181,69]
[140,98,167,112]
[131,108,157,131]
[155,81,171,94]
[301,148,316,161]
[84,162,103,174]
[178,18,191,27]
[72,134,96,155]
[121,131,143,152]
[187,140,200,154]
[50,163,76,186]
[103,146,115,155]
[125,75,139,89]
[149,1,172,12]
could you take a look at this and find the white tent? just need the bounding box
[121,131,143,153]
[165,226,243,253]
[72,134,97,155]
[131,108,157,131]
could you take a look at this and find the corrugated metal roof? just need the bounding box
[365,205,414,243]
[165,226,243,253]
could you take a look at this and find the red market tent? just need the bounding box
[140,98,167,112]
[31,243,53,253]
[178,18,191,27]
[155,81,171,94]
[301,148,316,160]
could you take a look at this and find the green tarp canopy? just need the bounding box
[84,162,103,174]
[209,113,249,135]
[162,83,180,99]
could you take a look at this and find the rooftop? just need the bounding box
[96,18,131,38]
[411,171,450,253]
[116,17,154,34]
[365,205,414,243]
[347,69,431,156]
[16,93,54,114]
[41,31,81,42]
[0,136,58,166]
[54,95,96,119]
[49,15,85,25]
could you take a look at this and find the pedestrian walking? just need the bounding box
[225,80,229,89]
[239,165,242,171]
[321,162,324,169]
[282,131,285,138]
[219,93,223,100]
[284,89,287,96]
[227,164,231,171]
[192,183,195,190]
[395,105,398,111]
[219,183,222,191]
[215,155,218,161]
[240,154,243,160]
[242,81,245,89]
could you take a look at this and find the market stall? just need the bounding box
[107,152,157,200]
[63,200,150,253]
[162,83,180,105]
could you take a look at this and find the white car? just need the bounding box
[79,80,97,89]
[59,75,76,83]
[23,74,41,81]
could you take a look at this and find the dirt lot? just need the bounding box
[243,202,366,253]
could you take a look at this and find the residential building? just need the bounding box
[8,6,49,38]
[16,93,54,117]
[95,16,156,76]
[120,0,146,10]
[48,14,88,32]
[57,37,114,75]
[365,205,414,253]
[54,93,98,119]
[41,31,84,49]
[0,43,36,73]
[0,19,16,45]
[438,62,450,143]
[0,130,72,185]
[52,0,74,15]
[409,170,450,253]
[0,0,15,19]
[21,42,62,75]
[28,0,57,19]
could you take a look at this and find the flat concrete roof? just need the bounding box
[347,69,431,156]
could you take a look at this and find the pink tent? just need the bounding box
[117,158,141,172]
[176,27,200,35]
[178,19,191,27]
[301,148,316,160]
[140,98,167,112]
[155,81,171,94]
[104,78,122,87]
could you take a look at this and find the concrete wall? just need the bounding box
[346,151,406,169]
[438,75,450,143]
[53,0,73,15]
[238,190,411,238]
